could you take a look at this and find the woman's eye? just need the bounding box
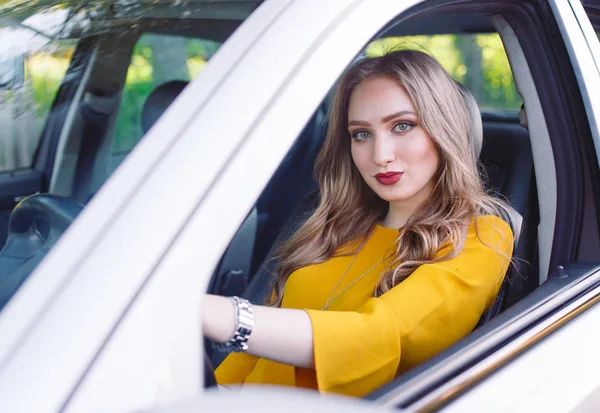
[392,122,414,133]
[352,130,371,141]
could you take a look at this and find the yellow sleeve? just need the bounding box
[305,216,513,397]
[215,352,260,386]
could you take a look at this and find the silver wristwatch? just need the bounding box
[226,296,254,352]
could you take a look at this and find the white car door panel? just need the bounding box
[440,283,600,413]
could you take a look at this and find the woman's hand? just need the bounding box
[203,294,315,368]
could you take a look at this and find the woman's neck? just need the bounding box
[381,206,411,229]
[381,181,436,229]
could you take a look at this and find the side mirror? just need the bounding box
[0,55,25,90]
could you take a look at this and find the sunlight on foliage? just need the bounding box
[114,49,155,152]
[28,52,72,116]
[188,57,207,78]
[112,35,219,153]
[367,35,464,80]
[366,33,521,111]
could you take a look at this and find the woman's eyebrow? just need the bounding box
[348,110,417,128]
[348,120,370,127]
[381,110,417,123]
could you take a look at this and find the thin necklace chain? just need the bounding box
[322,251,394,311]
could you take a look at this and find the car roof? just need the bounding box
[385,12,496,36]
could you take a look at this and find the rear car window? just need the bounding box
[110,33,222,173]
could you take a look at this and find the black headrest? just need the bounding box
[141,80,189,134]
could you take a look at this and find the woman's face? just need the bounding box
[348,76,440,208]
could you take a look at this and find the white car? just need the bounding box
[1,0,600,412]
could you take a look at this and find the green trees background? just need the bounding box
[112,35,220,153]
[367,34,521,111]
[112,33,520,156]
[1,32,520,171]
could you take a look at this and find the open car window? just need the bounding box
[207,14,536,380]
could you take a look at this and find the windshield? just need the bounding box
[0,0,256,311]
[0,0,254,169]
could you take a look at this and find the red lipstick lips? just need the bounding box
[375,172,403,185]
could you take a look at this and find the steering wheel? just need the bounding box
[8,194,83,238]
[0,194,84,310]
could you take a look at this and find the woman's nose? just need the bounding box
[372,135,395,166]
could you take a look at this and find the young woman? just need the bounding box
[203,49,514,397]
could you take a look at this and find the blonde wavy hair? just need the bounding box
[270,49,510,307]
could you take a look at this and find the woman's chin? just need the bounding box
[374,189,414,204]
[371,179,436,206]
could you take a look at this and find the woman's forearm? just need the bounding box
[203,294,315,368]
